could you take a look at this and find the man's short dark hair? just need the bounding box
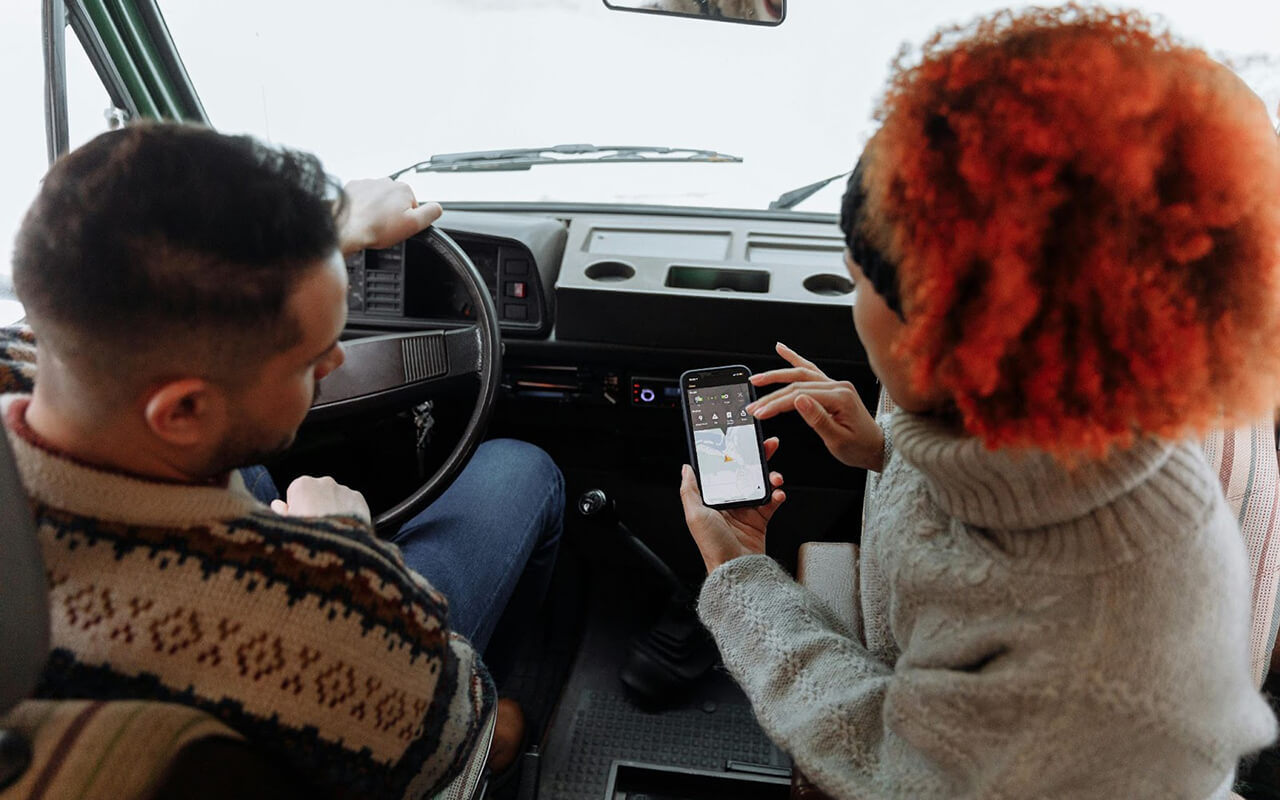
[13,123,345,394]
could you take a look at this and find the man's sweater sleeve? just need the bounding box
[315,516,496,799]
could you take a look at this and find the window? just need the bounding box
[0,4,117,325]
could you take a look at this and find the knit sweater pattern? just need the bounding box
[698,411,1277,800]
[0,327,494,800]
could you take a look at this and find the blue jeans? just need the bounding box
[241,439,564,680]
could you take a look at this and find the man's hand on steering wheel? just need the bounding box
[338,178,443,255]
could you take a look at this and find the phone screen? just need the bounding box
[684,369,768,507]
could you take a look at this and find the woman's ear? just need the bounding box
[141,378,228,447]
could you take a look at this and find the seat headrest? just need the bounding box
[0,429,49,712]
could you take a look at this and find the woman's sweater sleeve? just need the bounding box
[699,554,921,797]
[697,554,1236,800]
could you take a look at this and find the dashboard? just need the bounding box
[341,204,876,433]
[345,205,864,363]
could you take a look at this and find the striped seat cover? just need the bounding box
[1202,421,1280,688]
[0,698,493,800]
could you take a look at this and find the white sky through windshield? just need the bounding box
[158,0,1280,210]
[1,0,1277,322]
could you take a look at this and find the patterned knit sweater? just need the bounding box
[699,411,1277,799]
[0,327,494,800]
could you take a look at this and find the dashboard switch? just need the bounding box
[630,377,680,408]
[504,304,528,321]
[506,281,528,299]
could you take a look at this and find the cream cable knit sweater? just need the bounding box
[0,392,492,800]
[698,412,1276,799]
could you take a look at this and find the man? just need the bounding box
[0,123,562,798]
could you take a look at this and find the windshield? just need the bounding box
[157,0,1280,213]
[0,0,1277,310]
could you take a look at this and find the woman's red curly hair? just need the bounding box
[862,4,1280,456]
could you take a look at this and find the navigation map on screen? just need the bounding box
[686,381,766,506]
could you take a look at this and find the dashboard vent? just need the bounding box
[402,334,448,382]
[364,269,404,315]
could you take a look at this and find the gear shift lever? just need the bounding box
[577,489,687,599]
[578,488,716,707]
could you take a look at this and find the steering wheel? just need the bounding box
[306,227,502,535]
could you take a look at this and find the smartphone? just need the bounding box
[680,365,772,510]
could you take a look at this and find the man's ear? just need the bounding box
[142,378,228,447]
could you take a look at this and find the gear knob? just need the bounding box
[577,488,614,518]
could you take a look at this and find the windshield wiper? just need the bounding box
[768,170,852,210]
[388,144,742,179]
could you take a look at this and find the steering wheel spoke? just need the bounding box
[308,325,484,422]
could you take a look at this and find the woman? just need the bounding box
[679,7,1280,798]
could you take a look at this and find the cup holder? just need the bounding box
[585,261,636,282]
[803,273,854,296]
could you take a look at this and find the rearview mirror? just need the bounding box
[603,0,785,26]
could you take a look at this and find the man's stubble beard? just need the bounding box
[196,380,322,478]
[198,376,325,476]
[202,422,296,478]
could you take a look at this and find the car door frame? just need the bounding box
[42,0,207,163]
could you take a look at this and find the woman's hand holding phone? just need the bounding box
[748,342,886,472]
[680,436,786,575]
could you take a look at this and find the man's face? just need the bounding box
[209,252,348,474]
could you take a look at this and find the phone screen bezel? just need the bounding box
[679,364,772,510]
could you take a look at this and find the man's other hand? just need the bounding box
[338,178,443,255]
[271,475,372,525]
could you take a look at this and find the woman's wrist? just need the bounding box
[703,549,749,575]
[852,420,886,472]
